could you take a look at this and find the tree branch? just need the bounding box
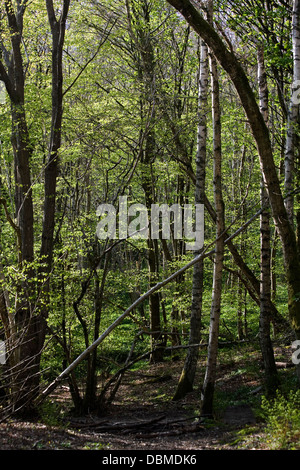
[34,204,267,404]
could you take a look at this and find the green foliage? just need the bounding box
[38,400,65,427]
[0,0,298,422]
[83,441,110,450]
[260,390,300,449]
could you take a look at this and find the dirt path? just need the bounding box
[0,358,268,450]
[0,406,259,450]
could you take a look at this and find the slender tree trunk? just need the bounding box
[257,46,279,393]
[201,9,225,416]
[143,162,163,363]
[173,38,208,399]
[60,268,83,412]
[259,182,279,393]
[87,251,110,412]
[40,0,70,304]
[170,177,184,348]
[237,276,246,340]
[285,0,300,226]
[125,0,163,362]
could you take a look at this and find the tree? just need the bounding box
[0,0,299,422]
[200,0,225,417]
[0,0,70,412]
[173,37,208,400]
[124,0,165,362]
[166,0,300,382]
[257,45,279,394]
[285,0,300,226]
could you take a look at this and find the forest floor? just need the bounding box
[0,342,298,451]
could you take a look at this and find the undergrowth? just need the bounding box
[259,390,300,450]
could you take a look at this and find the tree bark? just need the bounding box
[0,0,70,413]
[173,38,208,399]
[201,1,225,415]
[285,0,300,227]
[257,46,279,394]
[125,0,163,362]
[0,0,37,411]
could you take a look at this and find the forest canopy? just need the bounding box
[0,0,299,421]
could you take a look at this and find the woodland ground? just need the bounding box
[0,342,298,451]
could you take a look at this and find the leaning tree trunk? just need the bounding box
[166,1,300,384]
[173,38,208,399]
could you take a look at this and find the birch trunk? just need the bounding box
[173,39,208,399]
[285,0,300,226]
[201,2,225,415]
[257,46,279,393]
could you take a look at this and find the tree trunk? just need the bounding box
[0,1,37,412]
[173,38,208,399]
[125,0,163,362]
[87,251,110,412]
[40,0,70,303]
[257,46,279,394]
[166,1,300,372]
[259,186,279,393]
[0,0,70,413]
[201,11,225,416]
[285,0,300,227]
